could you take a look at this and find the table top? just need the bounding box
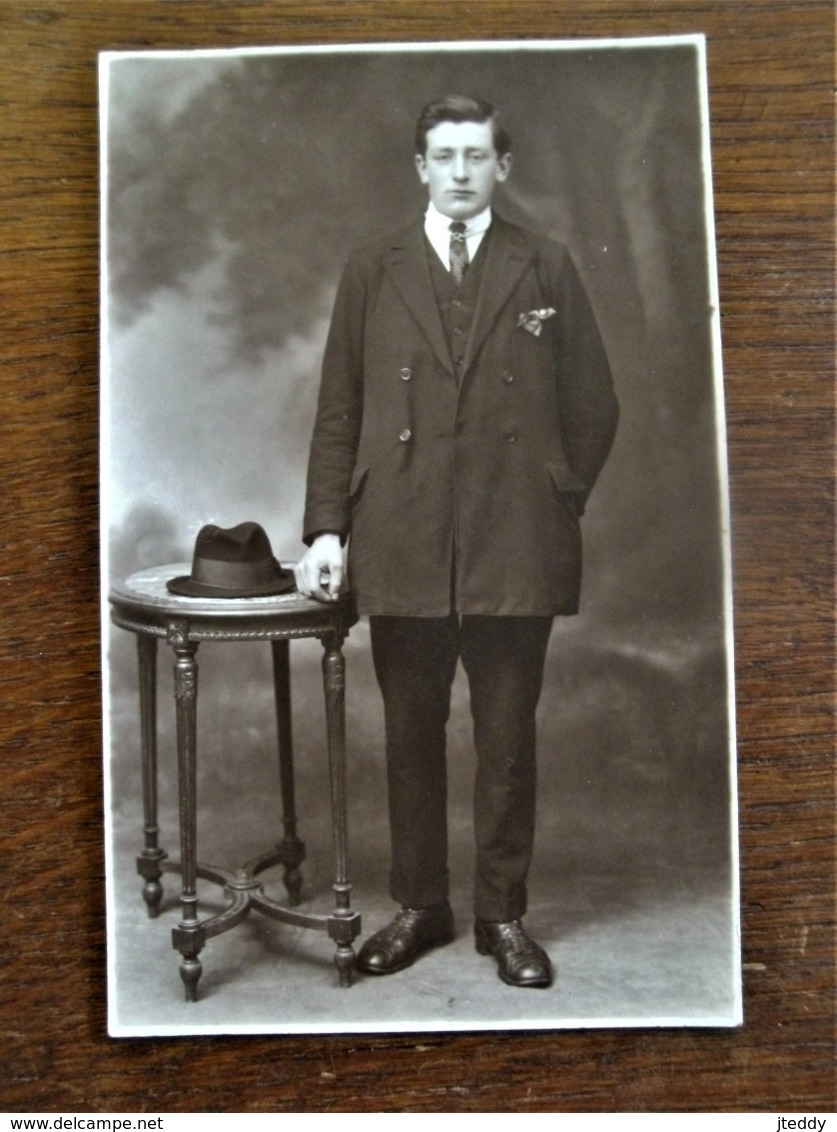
[109,563,355,637]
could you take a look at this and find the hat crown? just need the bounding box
[195,522,271,563]
[167,522,294,598]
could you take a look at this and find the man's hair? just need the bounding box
[414,95,512,156]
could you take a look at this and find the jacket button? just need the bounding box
[399,428,412,442]
[502,370,515,384]
[400,367,412,380]
[505,430,518,444]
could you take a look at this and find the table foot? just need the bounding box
[172,915,207,1003]
[334,942,356,988]
[142,879,164,919]
[328,906,361,988]
[179,955,203,1002]
[137,849,167,918]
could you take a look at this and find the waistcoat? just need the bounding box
[426,228,491,380]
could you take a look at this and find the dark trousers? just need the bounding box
[369,614,553,922]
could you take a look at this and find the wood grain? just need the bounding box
[0,0,832,1113]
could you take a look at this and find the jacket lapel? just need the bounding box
[382,214,536,377]
[463,215,534,375]
[384,220,454,374]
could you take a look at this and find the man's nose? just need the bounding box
[452,154,469,180]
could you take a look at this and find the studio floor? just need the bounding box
[105,624,740,1036]
[108,803,739,1036]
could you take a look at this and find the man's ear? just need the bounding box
[414,153,429,184]
[496,152,512,182]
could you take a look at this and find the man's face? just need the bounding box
[415,119,511,220]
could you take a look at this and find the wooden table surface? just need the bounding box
[1,0,832,1113]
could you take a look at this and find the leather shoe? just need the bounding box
[474,919,553,988]
[357,902,455,975]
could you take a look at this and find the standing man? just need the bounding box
[295,95,618,988]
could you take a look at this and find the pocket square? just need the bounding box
[517,308,557,337]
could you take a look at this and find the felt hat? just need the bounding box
[166,522,295,598]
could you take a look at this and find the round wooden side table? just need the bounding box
[109,563,361,1001]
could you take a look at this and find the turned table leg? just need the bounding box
[167,620,205,1002]
[321,633,357,987]
[136,633,166,917]
[271,639,305,905]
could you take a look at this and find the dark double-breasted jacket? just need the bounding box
[302,212,619,617]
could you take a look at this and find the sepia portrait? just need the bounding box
[99,37,740,1036]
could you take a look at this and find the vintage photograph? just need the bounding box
[99,37,740,1036]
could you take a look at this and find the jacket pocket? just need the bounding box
[546,461,587,494]
[349,464,371,505]
[546,461,587,518]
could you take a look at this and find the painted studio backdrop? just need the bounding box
[101,40,739,1035]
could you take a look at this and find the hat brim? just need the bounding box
[166,571,296,598]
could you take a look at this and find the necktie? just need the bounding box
[449,221,469,284]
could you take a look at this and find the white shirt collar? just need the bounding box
[424,202,493,270]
